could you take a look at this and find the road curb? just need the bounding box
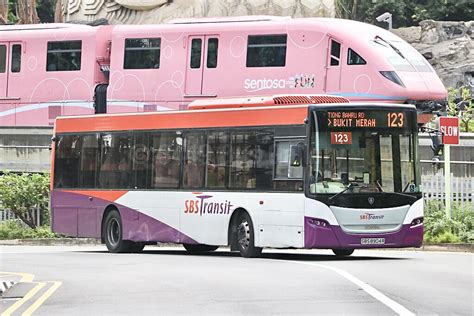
[0,239,472,252]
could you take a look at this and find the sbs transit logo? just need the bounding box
[360,213,385,220]
[184,193,234,216]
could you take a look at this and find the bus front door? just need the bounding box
[185,36,219,98]
[325,38,342,93]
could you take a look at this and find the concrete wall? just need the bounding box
[0,128,53,173]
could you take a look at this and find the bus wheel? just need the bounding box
[104,209,133,253]
[183,244,219,254]
[332,248,354,256]
[236,213,262,258]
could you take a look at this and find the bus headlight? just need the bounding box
[309,218,329,227]
[410,217,423,227]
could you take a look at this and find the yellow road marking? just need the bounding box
[1,282,46,316]
[0,272,34,282]
[22,281,62,316]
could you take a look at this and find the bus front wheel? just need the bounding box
[236,213,262,258]
[104,209,143,253]
[332,248,354,256]
[183,244,219,254]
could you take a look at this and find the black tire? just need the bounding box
[332,248,354,256]
[236,212,262,258]
[104,209,134,253]
[183,244,219,254]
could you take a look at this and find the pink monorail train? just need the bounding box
[0,16,447,126]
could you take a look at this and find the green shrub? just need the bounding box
[424,200,474,243]
[0,220,57,240]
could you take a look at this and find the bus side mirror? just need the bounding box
[290,142,306,167]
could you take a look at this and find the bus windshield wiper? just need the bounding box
[328,183,357,203]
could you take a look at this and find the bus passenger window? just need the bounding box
[207,38,219,69]
[330,40,341,66]
[11,44,21,73]
[124,38,161,69]
[206,132,228,188]
[0,45,6,73]
[184,132,206,188]
[151,133,181,189]
[348,48,366,65]
[190,39,202,69]
[229,132,257,189]
[47,41,82,71]
[246,34,287,67]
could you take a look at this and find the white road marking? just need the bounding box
[277,260,415,316]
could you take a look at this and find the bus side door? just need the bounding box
[185,35,219,98]
[325,38,342,93]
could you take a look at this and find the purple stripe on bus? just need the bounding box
[304,216,423,249]
[51,190,198,244]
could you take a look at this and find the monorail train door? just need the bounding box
[325,38,342,93]
[0,42,22,100]
[185,35,219,98]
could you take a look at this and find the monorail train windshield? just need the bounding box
[308,106,421,202]
[371,37,433,73]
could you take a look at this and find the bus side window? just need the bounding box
[330,40,341,66]
[151,132,181,189]
[206,132,228,189]
[229,131,257,189]
[183,132,206,188]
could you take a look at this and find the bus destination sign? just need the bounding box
[327,111,405,128]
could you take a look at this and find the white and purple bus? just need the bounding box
[2,16,446,126]
[51,95,423,257]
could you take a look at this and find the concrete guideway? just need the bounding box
[0,271,61,316]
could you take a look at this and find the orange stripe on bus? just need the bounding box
[63,190,128,202]
[55,106,308,133]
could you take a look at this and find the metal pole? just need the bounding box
[444,144,451,218]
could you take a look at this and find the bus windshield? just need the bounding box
[309,107,420,196]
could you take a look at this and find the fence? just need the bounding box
[422,174,474,211]
[0,206,42,226]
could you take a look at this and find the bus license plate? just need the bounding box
[361,238,385,245]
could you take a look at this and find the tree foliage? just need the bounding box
[336,0,474,28]
[447,86,473,132]
[0,173,50,229]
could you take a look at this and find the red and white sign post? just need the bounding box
[439,117,460,218]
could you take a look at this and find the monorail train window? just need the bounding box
[46,41,82,71]
[124,38,161,69]
[246,34,287,67]
[190,39,202,69]
[347,48,366,65]
[0,45,6,73]
[207,38,218,69]
[330,40,341,66]
[11,44,21,73]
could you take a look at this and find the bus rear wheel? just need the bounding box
[332,248,354,256]
[104,209,143,253]
[236,213,262,258]
[183,244,219,254]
